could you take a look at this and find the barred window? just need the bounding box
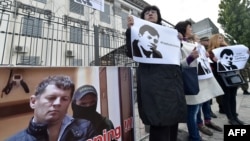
[70,0,84,15]
[35,0,47,4]
[121,11,128,29]
[100,3,110,24]
[100,34,110,48]
[70,59,83,66]
[22,16,43,37]
[70,26,83,44]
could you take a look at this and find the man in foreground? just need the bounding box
[6,75,96,141]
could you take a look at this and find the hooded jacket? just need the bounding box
[71,85,116,140]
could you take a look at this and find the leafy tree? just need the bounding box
[218,0,250,47]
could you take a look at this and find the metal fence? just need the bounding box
[0,0,149,140]
[0,0,134,67]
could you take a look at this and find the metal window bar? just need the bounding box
[35,0,47,4]
[0,1,153,140]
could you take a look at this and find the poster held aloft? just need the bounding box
[212,45,249,72]
[130,16,181,65]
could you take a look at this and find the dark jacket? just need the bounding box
[209,51,238,89]
[71,103,115,136]
[126,29,187,126]
[6,116,96,141]
[218,62,237,71]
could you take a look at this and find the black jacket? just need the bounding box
[126,28,187,126]
[132,40,162,58]
[6,116,96,141]
[218,62,237,71]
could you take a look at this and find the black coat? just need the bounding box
[132,40,162,58]
[126,29,187,126]
[6,117,96,141]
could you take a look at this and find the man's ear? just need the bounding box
[30,95,37,109]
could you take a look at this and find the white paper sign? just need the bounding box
[182,41,213,80]
[74,0,104,12]
[212,45,249,72]
[130,16,181,65]
[196,44,214,79]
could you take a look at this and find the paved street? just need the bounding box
[135,87,250,141]
[196,88,250,141]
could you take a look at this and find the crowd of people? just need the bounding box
[5,4,249,141]
[126,5,249,141]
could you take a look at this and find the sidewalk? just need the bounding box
[178,88,250,141]
[135,88,250,141]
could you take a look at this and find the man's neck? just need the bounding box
[47,121,62,141]
[222,64,231,71]
[138,44,152,58]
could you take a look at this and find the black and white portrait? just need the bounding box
[130,16,182,65]
[217,49,238,71]
[212,45,249,72]
[132,25,162,58]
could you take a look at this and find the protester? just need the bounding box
[176,22,224,141]
[206,35,226,114]
[126,5,187,141]
[199,36,217,119]
[196,36,222,137]
[200,36,217,118]
[239,62,250,95]
[6,75,96,141]
[200,37,209,50]
[207,33,245,125]
[72,84,116,140]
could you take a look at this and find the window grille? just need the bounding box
[35,0,47,4]
[22,16,43,37]
[121,11,128,29]
[70,26,83,44]
[70,59,83,66]
[70,0,84,15]
[100,34,110,48]
[100,3,110,24]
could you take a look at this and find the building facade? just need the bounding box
[192,17,219,39]
[0,0,165,67]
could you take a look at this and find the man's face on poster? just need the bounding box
[221,54,233,66]
[140,31,159,52]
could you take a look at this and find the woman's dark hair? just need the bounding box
[175,20,192,37]
[140,5,162,25]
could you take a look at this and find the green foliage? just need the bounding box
[218,0,250,47]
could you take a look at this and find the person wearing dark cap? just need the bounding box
[200,37,209,41]
[200,36,219,118]
[198,36,219,118]
[72,84,116,140]
[199,37,209,49]
[196,37,223,137]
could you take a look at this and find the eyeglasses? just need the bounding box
[144,10,157,16]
